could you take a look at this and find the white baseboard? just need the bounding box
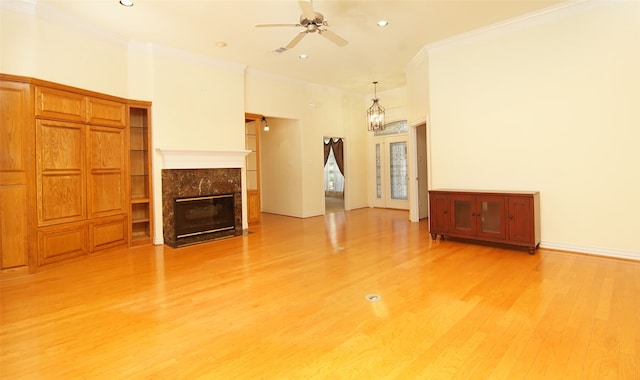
[541,241,639,261]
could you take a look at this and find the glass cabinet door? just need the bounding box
[477,196,507,239]
[450,195,475,236]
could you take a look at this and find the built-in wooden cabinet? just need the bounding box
[0,74,153,276]
[429,189,540,254]
[129,104,153,245]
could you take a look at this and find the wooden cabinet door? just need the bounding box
[89,215,128,252]
[476,195,507,240]
[1,80,34,275]
[429,192,449,235]
[35,86,85,122]
[508,197,532,243]
[449,194,476,237]
[36,120,86,226]
[37,222,88,266]
[87,97,126,127]
[87,125,127,219]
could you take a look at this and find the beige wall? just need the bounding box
[427,1,640,258]
[259,118,304,217]
[1,5,129,96]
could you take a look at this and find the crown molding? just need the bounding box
[0,0,36,15]
[152,44,246,74]
[426,0,611,54]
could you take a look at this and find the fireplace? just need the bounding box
[162,168,243,248]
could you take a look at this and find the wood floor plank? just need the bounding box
[1,209,639,379]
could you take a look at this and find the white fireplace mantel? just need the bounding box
[157,148,250,169]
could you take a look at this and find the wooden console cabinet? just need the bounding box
[429,189,540,254]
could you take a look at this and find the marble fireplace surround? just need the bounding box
[157,149,250,246]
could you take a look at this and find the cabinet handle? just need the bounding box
[509,215,514,220]
[444,210,448,214]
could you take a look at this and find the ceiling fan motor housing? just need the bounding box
[300,12,326,29]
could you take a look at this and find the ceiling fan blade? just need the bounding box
[256,23,299,28]
[298,1,316,20]
[286,31,308,50]
[319,29,348,47]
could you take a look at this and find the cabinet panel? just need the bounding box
[38,222,88,266]
[429,193,449,237]
[247,190,261,224]
[88,172,125,216]
[89,215,128,251]
[508,197,532,243]
[35,86,85,122]
[39,174,85,224]
[87,97,126,127]
[0,185,28,269]
[1,82,29,173]
[88,126,124,169]
[38,120,84,170]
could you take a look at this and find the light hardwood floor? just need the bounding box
[1,209,638,379]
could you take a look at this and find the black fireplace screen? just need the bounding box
[174,194,235,239]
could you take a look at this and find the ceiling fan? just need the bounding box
[256,0,348,50]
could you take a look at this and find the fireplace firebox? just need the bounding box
[175,194,235,241]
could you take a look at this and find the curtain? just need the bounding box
[323,138,344,175]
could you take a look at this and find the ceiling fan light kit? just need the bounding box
[256,0,348,51]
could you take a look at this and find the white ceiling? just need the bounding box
[35,0,565,93]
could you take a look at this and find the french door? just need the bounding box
[372,135,409,210]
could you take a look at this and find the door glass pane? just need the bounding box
[454,200,473,230]
[389,142,407,200]
[481,201,502,234]
[375,143,382,199]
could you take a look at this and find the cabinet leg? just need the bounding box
[528,247,536,255]
[430,233,437,240]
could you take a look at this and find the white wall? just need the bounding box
[427,1,640,258]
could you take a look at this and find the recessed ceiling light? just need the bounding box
[216,41,227,48]
[377,20,388,27]
[119,0,133,7]
[299,54,308,59]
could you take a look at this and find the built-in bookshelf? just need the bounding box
[129,103,153,246]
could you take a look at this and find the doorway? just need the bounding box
[324,137,344,212]
[416,122,428,219]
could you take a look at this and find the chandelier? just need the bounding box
[367,81,385,131]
